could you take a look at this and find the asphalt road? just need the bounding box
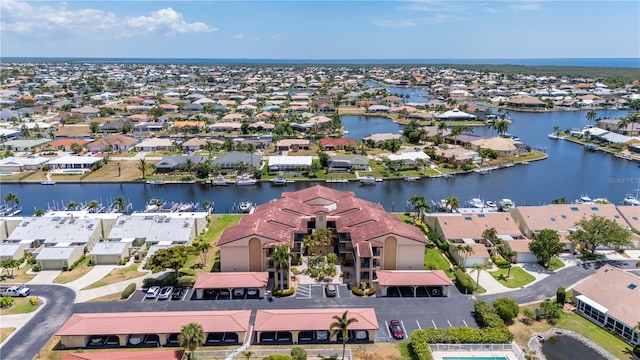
[0,285,76,360]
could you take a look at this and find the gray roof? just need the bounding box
[0,243,26,257]
[155,155,208,170]
[8,216,101,245]
[107,215,195,244]
[90,241,129,255]
[212,151,262,168]
[330,155,369,165]
[36,246,79,260]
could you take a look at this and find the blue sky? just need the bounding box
[1,0,639,59]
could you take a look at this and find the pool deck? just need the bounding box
[431,350,517,360]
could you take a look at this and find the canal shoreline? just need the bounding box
[528,328,618,360]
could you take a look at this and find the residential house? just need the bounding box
[362,133,404,146]
[86,135,138,152]
[319,138,357,151]
[275,139,310,152]
[328,155,369,172]
[49,139,91,152]
[46,155,103,170]
[134,138,174,152]
[267,156,312,172]
[155,155,207,173]
[506,96,546,108]
[212,151,262,170]
[0,155,49,172]
[436,109,477,121]
[470,137,519,157]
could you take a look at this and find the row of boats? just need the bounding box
[211,175,292,186]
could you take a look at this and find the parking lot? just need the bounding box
[295,284,351,299]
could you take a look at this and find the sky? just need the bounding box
[1,0,639,59]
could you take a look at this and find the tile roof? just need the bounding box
[573,265,640,326]
[56,311,251,336]
[514,204,631,232]
[504,239,533,253]
[193,272,268,289]
[62,351,184,360]
[436,213,523,240]
[254,308,378,332]
[376,270,452,286]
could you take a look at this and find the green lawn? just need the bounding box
[489,267,536,288]
[0,297,39,315]
[548,257,565,271]
[424,248,453,278]
[183,214,243,273]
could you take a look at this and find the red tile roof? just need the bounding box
[49,139,90,147]
[63,351,184,360]
[376,270,452,287]
[319,138,357,147]
[254,308,379,332]
[193,272,268,289]
[56,311,251,336]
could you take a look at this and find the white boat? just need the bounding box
[404,176,420,182]
[548,133,560,139]
[468,198,484,208]
[239,200,253,213]
[359,175,376,185]
[236,176,257,186]
[485,200,497,209]
[145,199,162,212]
[623,194,640,206]
[271,176,287,186]
[575,195,594,205]
[375,177,384,182]
[211,175,228,186]
[498,199,515,210]
[474,168,490,175]
[41,180,56,185]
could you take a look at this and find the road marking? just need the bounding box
[336,286,340,298]
[384,321,392,338]
[431,320,437,329]
[447,320,453,328]
[416,320,421,329]
[463,320,468,327]
[400,320,408,339]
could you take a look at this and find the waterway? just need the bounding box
[1,107,638,215]
[541,335,606,360]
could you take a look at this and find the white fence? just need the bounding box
[192,347,351,359]
[429,342,526,360]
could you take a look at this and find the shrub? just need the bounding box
[492,298,520,322]
[454,268,476,295]
[29,296,39,306]
[32,264,41,272]
[540,300,561,323]
[179,268,196,277]
[367,286,376,296]
[410,327,513,360]
[0,296,15,308]
[309,268,319,278]
[556,287,566,305]
[69,255,86,270]
[474,301,506,329]
[291,346,307,360]
[273,287,295,297]
[493,257,510,268]
[522,309,537,324]
[352,287,365,296]
[27,257,37,265]
[121,283,136,299]
[264,355,293,360]
[62,265,69,271]
[177,276,195,288]
[633,345,640,358]
[291,267,301,276]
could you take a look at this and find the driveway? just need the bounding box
[0,285,76,360]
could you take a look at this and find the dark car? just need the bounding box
[389,320,405,339]
[171,287,185,300]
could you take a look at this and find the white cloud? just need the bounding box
[232,33,244,40]
[372,14,462,28]
[401,1,466,13]
[510,3,542,11]
[0,0,217,37]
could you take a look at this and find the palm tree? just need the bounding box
[436,121,448,135]
[553,125,561,136]
[269,244,290,291]
[202,200,213,214]
[178,322,205,360]
[455,244,474,267]
[184,158,195,176]
[241,351,254,360]
[482,227,498,244]
[409,195,428,221]
[112,196,126,212]
[495,119,510,136]
[586,109,597,124]
[503,248,517,278]
[137,158,150,179]
[4,193,19,208]
[330,310,359,360]
[86,199,100,212]
[471,263,485,291]
[66,200,78,211]
[34,209,45,217]
[193,239,212,266]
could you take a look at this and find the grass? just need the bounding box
[0,297,39,315]
[183,215,243,274]
[88,292,124,302]
[53,256,92,284]
[548,257,565,271]
[489,267,536,288]
[81,264,147,290]
[82,159,154,182]
[424,248,453,278]
[510,305,634,360]
[0,328,15,344]
[0,264,36,284]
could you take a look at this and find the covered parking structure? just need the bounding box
[376,270,453,297]
[193,272,269,299]
[254,308,378,345]
[55,311,251,349]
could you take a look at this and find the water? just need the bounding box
[1,108,639,215]
[341,115,403,140]
[366,80,430,103]
[542,335,606,360]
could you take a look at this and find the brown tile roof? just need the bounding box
[616,206,640,231]
[87,135,137,147]
[193,272,268,289]
[376,270,452,286]
[56,311,251,336]
[436,213,523,240]
[573,265,640,326]
[514,204,630,232]
[504,239,532,253]
[254,308,378,332]
[319,138,357,147]
[49,139,90,147]
[63,351,184,360]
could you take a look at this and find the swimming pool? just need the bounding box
[58,169,86,174]
[0,171,13,176]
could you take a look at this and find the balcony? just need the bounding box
[360,259,370,269]
[372,248,381,257]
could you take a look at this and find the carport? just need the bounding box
[193,272,269,300]
[254,308,378,345]
[375,270,453,297]
[56,310,251,349]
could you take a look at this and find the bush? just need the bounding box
[177,276,195,288]
[27,257,37,265]
[29,296,39,306]
[121,283,137,299]
[474,301,506,329]
[492,298,520,322]
[410,327,513,360]
[291,346,307,360]
[493,257,510,268]
[62,265,69,271]
[633,345,640,358]
[522,309,537,324]
[69,255,86,270]
[273,287,295,297]
[0,296,15,308]
[264,356,293,360]
[367,286,376,296]
[32,264,41,272]
[540,300,562,323]
[352,287,365,296]
[454,268,476,295]
[556,287,566,305]
[179,268,196,277]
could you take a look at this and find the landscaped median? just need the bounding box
[489,267,536,288]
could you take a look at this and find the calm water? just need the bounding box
[542,335,606,360]
[1,109,639,215]
[366,80,430,103]
[341,115,403,140]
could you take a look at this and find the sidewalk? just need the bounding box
[64,265,116,291]
[28,270,61,284]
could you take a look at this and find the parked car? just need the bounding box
[145,286,160,299]
[247,288,258,297]
[316,330,328,341]
[157,286,173,300]
[325,284,337,297]
[389,320,405,339]
[128,334,144,346]
[233,288,245,297]
[219,289,231,297]
[171,287,185,300]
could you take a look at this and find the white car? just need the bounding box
[247,288,258,296]
[233,288,245,297]
[157,286,173,300]
[145,286,160,299]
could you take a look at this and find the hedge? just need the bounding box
[454,268,475,294]
[121,283,136,299]
[410,326,514,359]
[352,287,365,296]
[273,287,295,297]
[264,355,293,360]
[474,300,506,329]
